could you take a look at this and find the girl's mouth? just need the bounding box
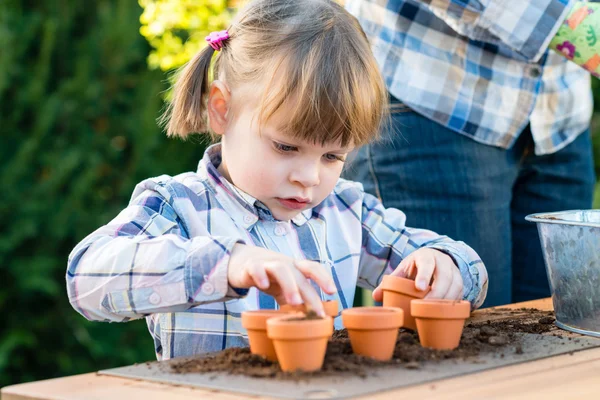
[277,197,310,210]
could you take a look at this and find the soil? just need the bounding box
[168,308,560,380]
[286,310,323,321]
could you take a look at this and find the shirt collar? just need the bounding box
[197,144,311,228]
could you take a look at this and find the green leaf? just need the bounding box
[586,25,597,47]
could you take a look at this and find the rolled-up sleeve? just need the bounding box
[66,178,246,322]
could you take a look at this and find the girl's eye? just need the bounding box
[324,153,345,162]
[274,142,297,152]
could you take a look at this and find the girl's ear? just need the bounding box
[207,80,231,136]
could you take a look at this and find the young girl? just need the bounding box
[67,0,488,361]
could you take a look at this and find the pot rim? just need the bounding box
[380,275,430,298]
[266,314,333,340]
[279,300,339,318]
[241,310,292,331]
[411,299,471,319]
[342,306,404,330]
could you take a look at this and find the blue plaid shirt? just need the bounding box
[67,144,488,360]
[346,0,593,155]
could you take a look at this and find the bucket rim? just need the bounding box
[525,209,600,228]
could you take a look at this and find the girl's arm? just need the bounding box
[358,191,488,309]
[67,177,247,322]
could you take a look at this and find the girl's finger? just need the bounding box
[294,260,337,294]
[413,251,436,292]
[426,252,453,298]
[396,256,415,279]
[264,261,302,305]
[247,263,270,290]
[445,267,464,300]
[425,268,451,299]
[372,286,383,302]
[294,273,326,317]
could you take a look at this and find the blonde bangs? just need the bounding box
[255,12,388,148]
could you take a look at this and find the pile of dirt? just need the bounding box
[168,308,558,380]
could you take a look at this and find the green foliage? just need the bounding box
[139,0,232,71]
[586,25,597,47]
[0,0,207,387]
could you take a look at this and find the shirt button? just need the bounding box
[149,292,161,305]
[529,67,541,78]
[274,226,287,236]
[201,282,215,296]
[243,215,254,224]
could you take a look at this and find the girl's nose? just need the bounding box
[290,162,320,187]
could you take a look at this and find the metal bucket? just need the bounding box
[526,210,600,338]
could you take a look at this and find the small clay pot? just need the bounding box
[266,314,333,372]
[380,275,430,330]
[411,299,471,350]
[241,310,291,361]
[279,300,339,319]
[341,307,404,361]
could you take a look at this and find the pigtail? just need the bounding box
[161,45,216,138]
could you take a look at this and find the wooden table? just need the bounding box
[3,298,600,400]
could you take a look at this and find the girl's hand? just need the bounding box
[372,248,464,302]
[227,244,337,317]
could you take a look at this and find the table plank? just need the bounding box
[491,297,553,311]
[362,344,600,399]
[3,298,598,400]
[1,373,271,400]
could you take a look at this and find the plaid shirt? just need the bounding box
[67,144,488,360]
[345,0,593,155]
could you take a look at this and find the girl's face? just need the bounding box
[212,86,353,221]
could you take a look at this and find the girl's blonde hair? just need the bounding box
[163,0,388,147]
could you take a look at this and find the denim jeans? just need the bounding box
[343,97,596,307]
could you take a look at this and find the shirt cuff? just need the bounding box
[426,243,486,310]
[228,286,250,297]
[185,236,247,303]
[101,282,189,317]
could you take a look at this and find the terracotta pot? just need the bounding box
[241,310,291,361]
[380,275,430,330]
[341,307,404,361]
[266,314,333,372]
[411,299,471,350]
[279,300,339,319]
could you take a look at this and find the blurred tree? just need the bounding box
[139,0,232,71]
[0,0,209,387]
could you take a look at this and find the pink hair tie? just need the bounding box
[206,30,229,51]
